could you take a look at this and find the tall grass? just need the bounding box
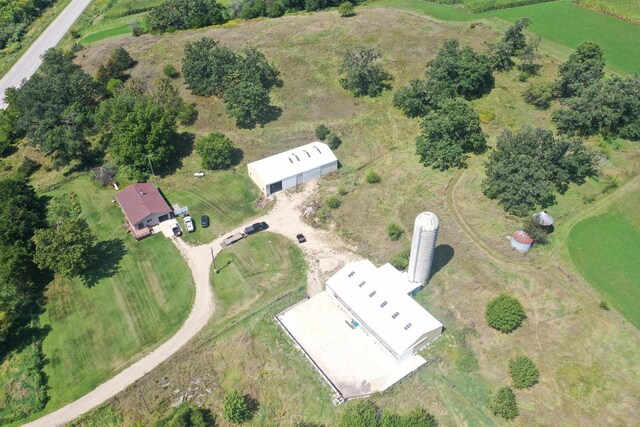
[574,0,640,25]
[463,0,556,12]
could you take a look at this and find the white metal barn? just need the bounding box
[247,142,338,196]
[326,260,443,363]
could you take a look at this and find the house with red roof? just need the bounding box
[115,183,173,239]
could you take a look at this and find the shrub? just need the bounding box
[222,391,251,424]
[599,300,610,310]
[326,195,341,209]
[195,132,236,170]
[163,64,179,78]
[389,247,410,270]
[522,218,548,244]
[490,387,518,420]
[486,293,526,333]
[177,103,199,125]
[338,1,355,16]
[325,132,342,149]
[338,186,348,196]
[337,400,379,427]
[153,404,215,426]
[315,124,330,140]
[387,223,404,241]
[509,356,540,389]
[522,82,553,109]
[131,20,145,36]
[339,46,392,97]
[601,175,619,193]
[582,194,596,204]
[365,170,380,184]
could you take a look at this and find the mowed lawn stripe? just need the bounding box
[569,212,640,328]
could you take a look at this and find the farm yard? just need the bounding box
[44,6,640,426]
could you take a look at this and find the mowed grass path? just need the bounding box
[38,177,194,411]
[375,0,640,75]
[568,194,640,328]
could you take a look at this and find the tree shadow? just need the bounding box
[231,147,244,166]
[255,105,283,128]
[430,244,454,279]
[81,238,126,287]
[244,394,260,421]
[161,132,195,177]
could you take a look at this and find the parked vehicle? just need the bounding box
[296,233,306,243]
[194,172,205,177]
[201,215,210,228]
[183,215,195,232]
[244,221,269,235]
[172,224,183,237]
[221,233,245,248]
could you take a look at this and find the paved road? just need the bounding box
[24,184,358,426]
[0,0,93,109]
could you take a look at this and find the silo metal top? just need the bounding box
[415,212,439,231]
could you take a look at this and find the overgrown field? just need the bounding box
[574,0,640,25]
[70,8,640,425]
[463,0,556,13]
[568,190,640,328]
[376,0,640,75]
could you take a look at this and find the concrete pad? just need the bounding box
[153,219,179,238]
[277,292,426,399]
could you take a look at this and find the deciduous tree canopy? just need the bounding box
[7,49,101,168]
[415,98,486,170]
[482,127,597,216]
[147,0,228,33]
[555,42,605,98]
[338,46,392,97]
[195,132,235,170]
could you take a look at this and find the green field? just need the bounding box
[375,0,640,75]
[575,0,640,25]
[568,194,640,329]
[35,177,195,414]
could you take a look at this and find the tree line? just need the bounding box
[0,0,57,51]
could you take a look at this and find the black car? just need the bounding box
[172,224,183,237]
[201,215,210,228]
[244,221,269,235]
[296,233,306,243]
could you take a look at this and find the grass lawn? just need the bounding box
[374,0,640,75]
[568,193,640,328]
[32,177,195,415]
[212,232,307,318]
[574,0,640,25]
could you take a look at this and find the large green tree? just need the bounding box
[553,75,640,140]
[482,127,597,216]
[96,47,136,85]
[555,42,605,98]
[415,98,486,170]
[195,132,235,170]
[338,46,392,97]
[223,80,271,128]
[96,89,178,180]
[33,217,96,278]
[427,38,494,100]
[147,0,228,33]
[0,178,45,342]
[7,49,101,168]
[183,38,239,97]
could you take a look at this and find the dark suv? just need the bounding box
[244,221,268,235]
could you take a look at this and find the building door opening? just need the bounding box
[269,181,283,195]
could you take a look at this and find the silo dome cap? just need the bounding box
[533,211,554,226]
[512,230,534,244]
[415,211,439,231]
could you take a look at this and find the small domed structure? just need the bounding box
[511,230,533,252]
[533,211,554,227]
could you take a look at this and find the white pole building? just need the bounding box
[247,142,338,196]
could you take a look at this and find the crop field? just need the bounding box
[3,177,195,424]
[71,7,640,426]
[574,0,640,25]
[375,0,640,75]
[568,191,640,329]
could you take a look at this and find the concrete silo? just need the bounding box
[407,212,440,285]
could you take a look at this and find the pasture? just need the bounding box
[70,8,640,425]
[376,0,640,75]
[568,192,640,329]
[574,0,640,25]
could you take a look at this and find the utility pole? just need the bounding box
[146,154,156,184]
[211,247,218,274]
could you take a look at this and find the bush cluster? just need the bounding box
[365,170,381,183]
[147,0,228,33]
[490,386,518,420]
[509,356,540,389]
[222,390,252,424]
[326,195,341,209]
[387,223,404,241]
[486,293,526,333]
